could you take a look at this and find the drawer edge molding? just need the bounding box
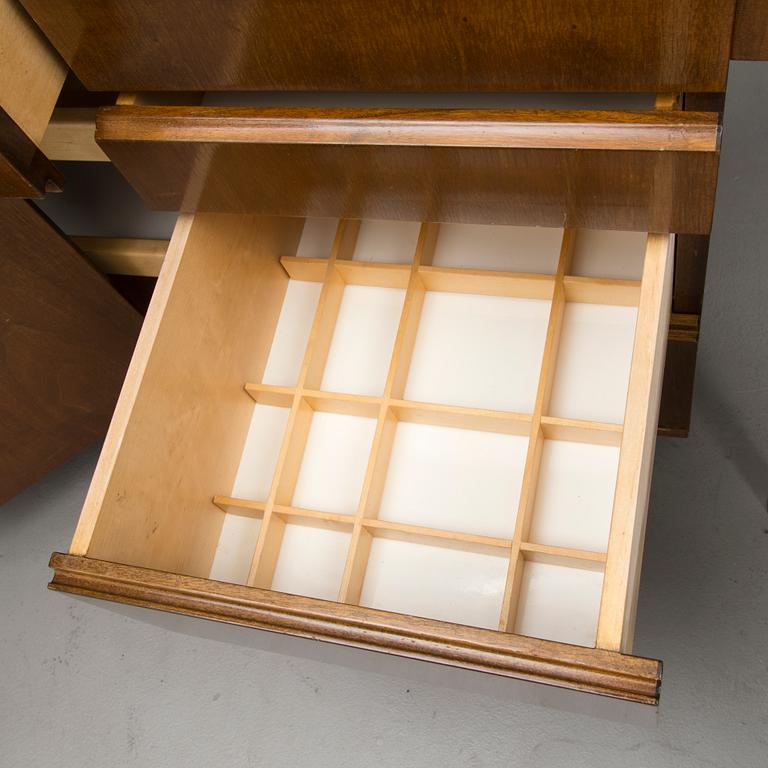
[95,107,721,152]
[48,552,662,705]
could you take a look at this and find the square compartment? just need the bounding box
[432,223,563,273]
[296,217,339,257]
[231,404,290,500]
[528,440,619,552]
[351,219,421,263]
[378,421,528,538]
[548,303,637,424]
[514,559,604,647]
[359,534,508,629]
[271,519,351,601]
[404,291,551,412]
[292,411,376,514]
[570,229,647,280]
[320,284,406,396]
[262,280,323,386]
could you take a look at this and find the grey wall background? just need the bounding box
[2,62,767,767]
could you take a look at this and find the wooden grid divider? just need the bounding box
[337,222,439,604]
[498,228,575,632]
[229,219,652,627]
[245,219,360,588]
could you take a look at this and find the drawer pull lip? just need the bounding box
[48,552,661,705]
[95,107,720,153]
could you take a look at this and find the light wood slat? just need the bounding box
[243,383,296,408]
[41,108,108,161]
[362,518,512,551]
[272,505,355,526]
[212,496,266,517]
[301,390,382,418]
[338,222,437,604]
[418,265,555,300]
[335,260,412,288]
[563,276,642,306]
[247,220,360,588]
[279,255,329,281]
[596,234,673,653]
[520,541,608,566]
[540,416,623,447]
[390,399,531,435]
[72,236,168,277]
[498,229,575,631]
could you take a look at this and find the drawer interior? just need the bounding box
[74,213,672,656]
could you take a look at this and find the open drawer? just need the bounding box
[50,212,672,704]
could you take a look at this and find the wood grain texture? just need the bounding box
[20,0,734,92]
[0,200,141,504]
[97,108,721,151]
[48,553,662,705]
[0,106,64,196]
[732,0,768,59]
[96,107,721,234]
[78,214,304,576]
[0,0,66,145]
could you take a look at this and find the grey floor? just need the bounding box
[3,62,768,767]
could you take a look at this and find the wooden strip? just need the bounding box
[596,235,673,652]
[96,107,721,152]
[41,108,108,161]
[279,255,328,282]
[563,276,642,306]
[418,265,555,300]
[540,416,623,447]
[363,518,512,551]
[338,223,435,603]
[248,220,359,588]
[499,229,574,631]
[72,236,168,277]
[520,541,608,566]
[301,390,382,419]
[390,399,531,436]
[49,553,662,705]
[212,496,266,517]
[244,383,296,408]
[335,260,411,289]
[272,505,355,526]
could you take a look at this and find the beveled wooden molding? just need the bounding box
[49,553,661,704]
[96,107,721,152]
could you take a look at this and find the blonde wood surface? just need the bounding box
[540,416,623,447]
[596,234,673,652]
[499,230,574,631]
[0,0,65,145]
[563,275,642,306]
[72,235,167,277]
[41,108,108,161]
[77,214,303,578]
[279,255,328,282]
[418,265,555,299]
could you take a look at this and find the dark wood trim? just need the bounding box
[0,106,64,197]
[96,107,721,152]
[48,552,662,704]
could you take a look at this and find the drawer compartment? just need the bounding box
[50,214,671,704]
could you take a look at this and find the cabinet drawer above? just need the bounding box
[96,107,721,234]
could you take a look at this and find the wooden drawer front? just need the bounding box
[51,215,672,704]
[21,0,736,92]
[95,107,721,235]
